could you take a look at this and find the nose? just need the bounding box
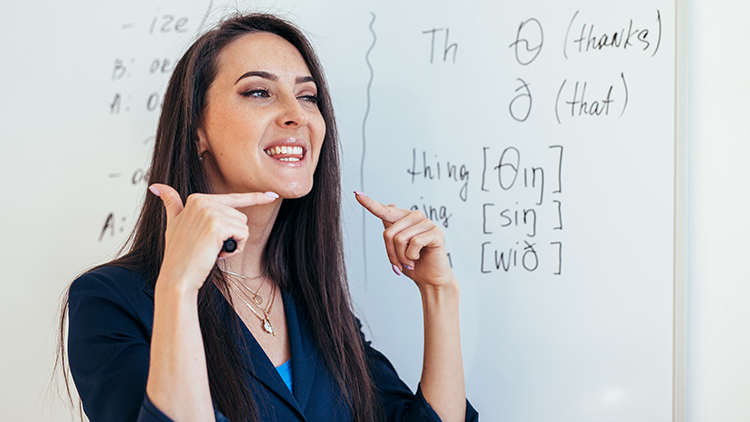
[276,94,308,128]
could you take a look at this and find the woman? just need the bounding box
[64,12,478,422]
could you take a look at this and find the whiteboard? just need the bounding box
[0,0,686,421]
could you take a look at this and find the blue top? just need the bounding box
[67,265,479,421]
[277,359,293,392]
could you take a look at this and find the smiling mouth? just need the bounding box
[264,146,305,162]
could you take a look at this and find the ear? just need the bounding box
[197,126,210,156]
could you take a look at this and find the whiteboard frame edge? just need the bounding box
[673,0,688,420]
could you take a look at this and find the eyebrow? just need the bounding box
[234,71,317,86]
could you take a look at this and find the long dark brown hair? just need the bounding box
[59,13,380,422]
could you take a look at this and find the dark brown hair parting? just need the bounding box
[59,12,381,422]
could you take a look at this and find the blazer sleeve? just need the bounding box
[68,267,231,422]
[359,321,479,422]
[68,268,233,422]
[68,268,156,422]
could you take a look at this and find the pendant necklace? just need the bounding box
[223,270,266,305]
[227,279,277,336]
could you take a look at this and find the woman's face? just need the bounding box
[198,31,326,198]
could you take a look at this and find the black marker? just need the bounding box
[222,238,237,253]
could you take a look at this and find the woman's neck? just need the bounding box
[220,199,282,280]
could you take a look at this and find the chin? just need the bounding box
[279,181,314,199]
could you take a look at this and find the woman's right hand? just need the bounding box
[149,183,279,293]
[147,183,279,421]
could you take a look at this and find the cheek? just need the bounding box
[312,115,326,152]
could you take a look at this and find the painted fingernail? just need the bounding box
[404,264,414,271]
[265,192,279,199]
[354,191,367,197]
[391,264,402,276]
[148,185,161,197]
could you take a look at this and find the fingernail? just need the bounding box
[404,264,414,271]
[354,191,367,197]
[148,185,161,197]
[265,192,279,199]
[391,264,402,276]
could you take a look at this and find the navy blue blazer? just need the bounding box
[68,265,478,421]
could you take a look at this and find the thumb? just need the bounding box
[149,184,184,223]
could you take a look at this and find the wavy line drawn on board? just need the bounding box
[360,12,377,285]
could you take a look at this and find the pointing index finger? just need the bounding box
[212,191,280,209]
[354,191,409,224]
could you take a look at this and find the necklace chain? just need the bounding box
[227,277,277,336]
[223,269,266,281]
[223,270,267,305]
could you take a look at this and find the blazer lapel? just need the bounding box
[145,280,320,419]
[233,291,322,416]
[223,291,307,417]
[283,292,319,413]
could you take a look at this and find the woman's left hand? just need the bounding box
[356,191,467,422]
[355,192,456,290]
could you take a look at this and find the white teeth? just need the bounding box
[279,157,300,162]
[265,146,304,157]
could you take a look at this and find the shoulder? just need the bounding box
[67,265,157,421]
[71,264,151,296]
[68,264,155,323]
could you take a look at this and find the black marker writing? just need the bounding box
[550,145,563,194]
[410,200,453,228]
[509,78,533,122]
[99,213,128,241]
[551,241,563,275]
[510,18,543,66]
[407,149,469,202]
[555,75,628,124]
[564,10,664,59]
[149,14,190,35]
[566,82,614,117]
[480,240,539,273]
[149,58,174,74]
[485,147,545,206]
[482,202,538,238]
[422,28,458,64]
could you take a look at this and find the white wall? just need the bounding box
[687,0,750,420]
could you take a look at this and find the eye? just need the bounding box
[241,88,270,98]
[298,94,319,104]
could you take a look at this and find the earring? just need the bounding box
[198,151,204,161]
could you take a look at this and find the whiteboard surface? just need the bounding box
[0,1,683,420]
